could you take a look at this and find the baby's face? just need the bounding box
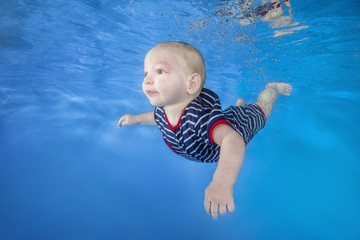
[143,47,191,107]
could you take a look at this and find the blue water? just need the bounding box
[1,0,360,239]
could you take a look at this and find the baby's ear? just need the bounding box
[187,73,201,95]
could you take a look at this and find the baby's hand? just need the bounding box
[118,114,138,128]
[204,180,235,220]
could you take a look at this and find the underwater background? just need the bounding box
[1,0,360,239]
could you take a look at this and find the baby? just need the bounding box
[118,41,292,220]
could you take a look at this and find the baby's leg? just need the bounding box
[256,83,292,118]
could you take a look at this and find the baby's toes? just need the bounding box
[283,92,291,96]
[285,84,293,95]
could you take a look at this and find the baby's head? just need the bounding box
[143,41,206,106]
[154,42,206,84]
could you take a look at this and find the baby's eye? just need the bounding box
[157,69,164,74]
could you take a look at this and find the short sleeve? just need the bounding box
[195,89,230,145]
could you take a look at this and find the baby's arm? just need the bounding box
[118,111,156,128]
[204,124,245,220]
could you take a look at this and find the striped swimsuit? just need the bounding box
[154,88,266,163]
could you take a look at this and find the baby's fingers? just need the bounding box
[227,202,235,213]
[219,203,227,216]
[204,199,211,215]
[210,202,219,220]
[204,200,219,219]
[118,114,137,128]
[118,116,127,128]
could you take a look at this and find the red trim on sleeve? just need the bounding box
[209,120,230,145]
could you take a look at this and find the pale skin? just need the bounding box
[118,44,292,220]
[261,0,293,21]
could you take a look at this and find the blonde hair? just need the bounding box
[153,41,206,88]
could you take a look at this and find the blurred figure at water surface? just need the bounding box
[215,0,308,37]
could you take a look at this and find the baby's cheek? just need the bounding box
[141,83,147,92]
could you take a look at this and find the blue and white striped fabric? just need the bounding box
[154,88,266,163]
[224,104,266,145]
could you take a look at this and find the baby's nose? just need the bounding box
[144,75,153,85]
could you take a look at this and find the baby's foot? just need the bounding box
[236,98,247,106]
[266,83,292,96]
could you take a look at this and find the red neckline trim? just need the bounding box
[164,111,184,132]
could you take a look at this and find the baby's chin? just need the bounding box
[143,95,164,107]
[147,98,164,107]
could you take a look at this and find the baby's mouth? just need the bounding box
[146,90,158,96]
